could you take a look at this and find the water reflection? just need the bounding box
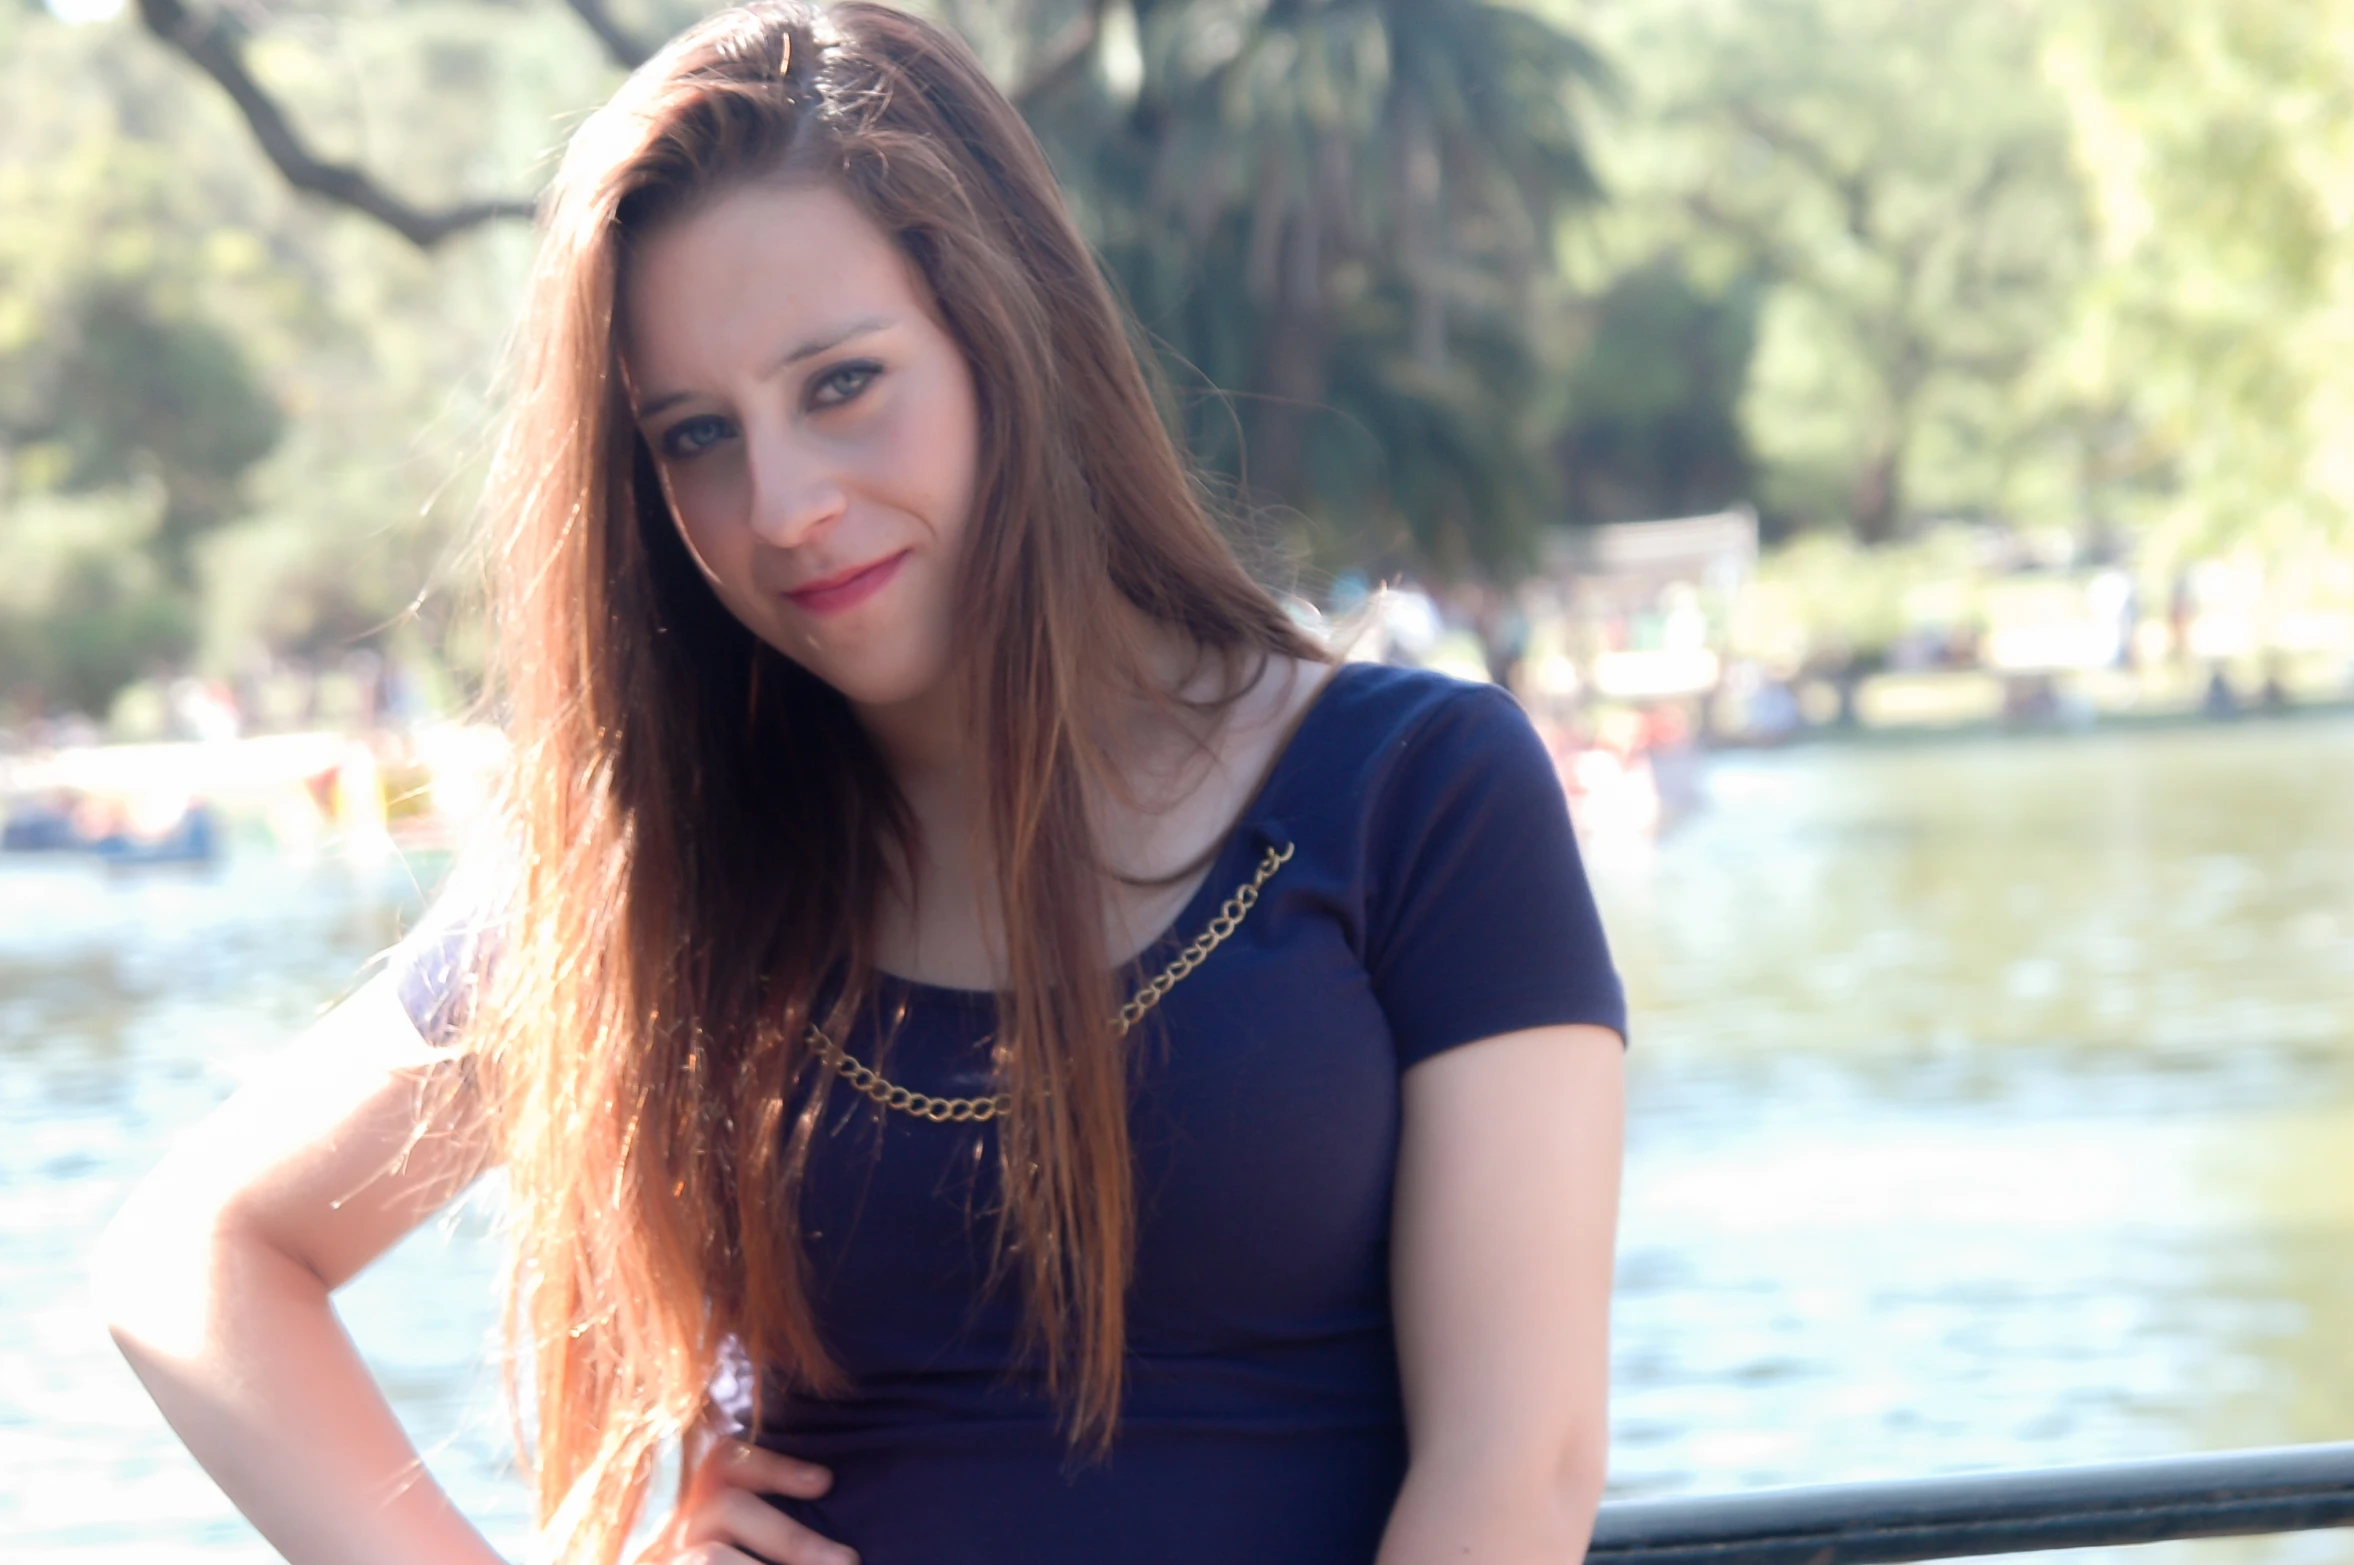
[1604,718,2354,1565]
[5,720,2351,1562]
[0,854,526,1562]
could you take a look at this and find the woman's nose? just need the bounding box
[745,429,847,549]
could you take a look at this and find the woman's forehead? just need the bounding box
[621,182,927,390]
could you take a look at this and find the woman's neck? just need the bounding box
[856,613,1293,988]
[853,676,975,789]
[852,608,1204,795]
[857,623,1329,989]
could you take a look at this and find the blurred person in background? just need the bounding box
[93,6,1625,1564]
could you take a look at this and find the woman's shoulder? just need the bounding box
[1271,660,1620,1057]
[1282,660,1545,800]
[1247,660,1567,895]
[1318,658,1518,722]
[384,833,517,1046]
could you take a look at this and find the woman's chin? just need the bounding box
[782,652,954,720]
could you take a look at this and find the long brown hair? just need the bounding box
[463,4,1322,1559]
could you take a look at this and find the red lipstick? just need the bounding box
[784,550,909,616]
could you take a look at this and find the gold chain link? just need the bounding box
[807,840,1295,1124]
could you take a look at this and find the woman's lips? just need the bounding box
[783,550,909,616]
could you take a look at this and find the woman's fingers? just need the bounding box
[658,1444,853,1565]
[672,1487,854,1565]
[710,1440,834,1500]
[673,1541,841,1565]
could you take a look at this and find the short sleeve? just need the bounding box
[1363,684,1626,1068]
[384,851,506,1047]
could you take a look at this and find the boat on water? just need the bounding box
[0,790,225,867]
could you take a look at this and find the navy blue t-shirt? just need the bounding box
[393,662,1624,1565]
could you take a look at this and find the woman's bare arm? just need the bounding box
[1379,1022,1625,1565]
[93,973,508,1565]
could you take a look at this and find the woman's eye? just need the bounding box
[659,414,734,461]
[811,361,881,408]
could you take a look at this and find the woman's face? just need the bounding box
[623,180,981,715]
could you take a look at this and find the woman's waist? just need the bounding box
[757,1326,1404,1439]
[752,1413,1407,1565]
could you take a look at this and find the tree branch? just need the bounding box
[1726,100,1875,246]
[134,0,536,249]
[562,0,652,71]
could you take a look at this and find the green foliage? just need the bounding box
[1550,0,2354,555]
[1555,260,1756,524]
[1563,0,2092,542]
[42,285,285,578]
[50,289,280,495]
[1025,0,1611,574]
[1312,273,1561,574]
[0,0,587,715]
[2043,0,2354,556]
[0,486,194,715]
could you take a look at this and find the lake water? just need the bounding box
[7,717,2352,1563]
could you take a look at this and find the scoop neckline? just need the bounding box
[873,658,1367,1003]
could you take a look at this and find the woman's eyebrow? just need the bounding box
[769,314,896,374]
[634,315,899,421]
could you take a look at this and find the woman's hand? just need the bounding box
[650,1442,854,1565]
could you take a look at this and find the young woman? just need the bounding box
[95,5,1627,1563]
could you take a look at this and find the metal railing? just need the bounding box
[1589,1443,2354,1565]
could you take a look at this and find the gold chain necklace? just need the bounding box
[807,840,1295,1124]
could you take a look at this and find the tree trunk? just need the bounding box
[1851,442,1902,545]
[1852,373,1918,544]
[1249,208,1327,513]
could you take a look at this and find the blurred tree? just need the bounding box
[1568,0,2091,543]
[0,0,578,718]
[40,286,284,583]
[1025,0,1611,572]
[2046,0,2354,551]
[0,491,195,718]
[1553,260,1757,524]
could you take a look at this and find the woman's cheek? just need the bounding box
[663,472,746,580]
[665,462,733,535]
